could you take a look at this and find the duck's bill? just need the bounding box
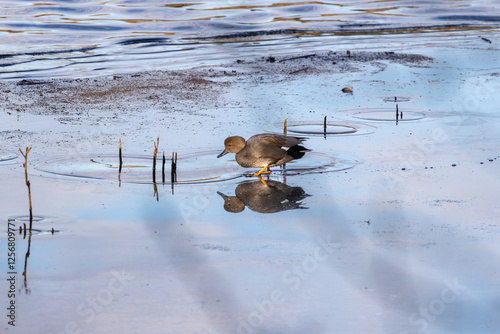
[216,191,228,199]
[217,149,228,158]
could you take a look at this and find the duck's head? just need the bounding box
[217,136,246,158]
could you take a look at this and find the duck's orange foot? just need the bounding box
[253,166,271,176]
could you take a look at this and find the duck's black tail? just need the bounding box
[287,145,310,160]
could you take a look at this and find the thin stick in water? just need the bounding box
[171,152,178,183]
[396,103,399,125]
[152,137,159,183]
[162,151,166,184]
[282,119,289,169]
[171,151,178,194]
[19,147,33,230]
[171,152,175,184]
[118,138,122,185]
[119,138,123,170]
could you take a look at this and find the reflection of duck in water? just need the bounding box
[217,134,309,176]
[217,180,309,213]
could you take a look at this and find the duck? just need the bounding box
[217,133,309,176]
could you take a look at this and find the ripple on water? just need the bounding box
[35,150,246,184]
[277,151,357,175]
[352,109,426,122]
[282,121,376,136]
[5,214,64,236]
[34,149,355,183]
[288,124,357,135]
[0,151,18,165]
[383,96,411,102]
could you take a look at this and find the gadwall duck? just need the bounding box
[217,133,309,176]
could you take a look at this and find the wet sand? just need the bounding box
[1,36,500,333]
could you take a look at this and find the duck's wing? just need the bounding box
[247,134,306,150]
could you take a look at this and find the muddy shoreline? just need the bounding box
[0,50,433,155]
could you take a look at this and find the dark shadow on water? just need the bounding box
[142,208,242,332]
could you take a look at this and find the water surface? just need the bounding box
[1,0,499,79]
[1,2,500,334]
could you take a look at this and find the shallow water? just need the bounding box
[2,44,500,333]
[1,2,500,334]
[1,0,500,79]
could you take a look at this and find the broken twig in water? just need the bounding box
[19,147,33,230]
[19,147,34,293]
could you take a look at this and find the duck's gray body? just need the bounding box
[218,133,309,169]
[236,134,305,168]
